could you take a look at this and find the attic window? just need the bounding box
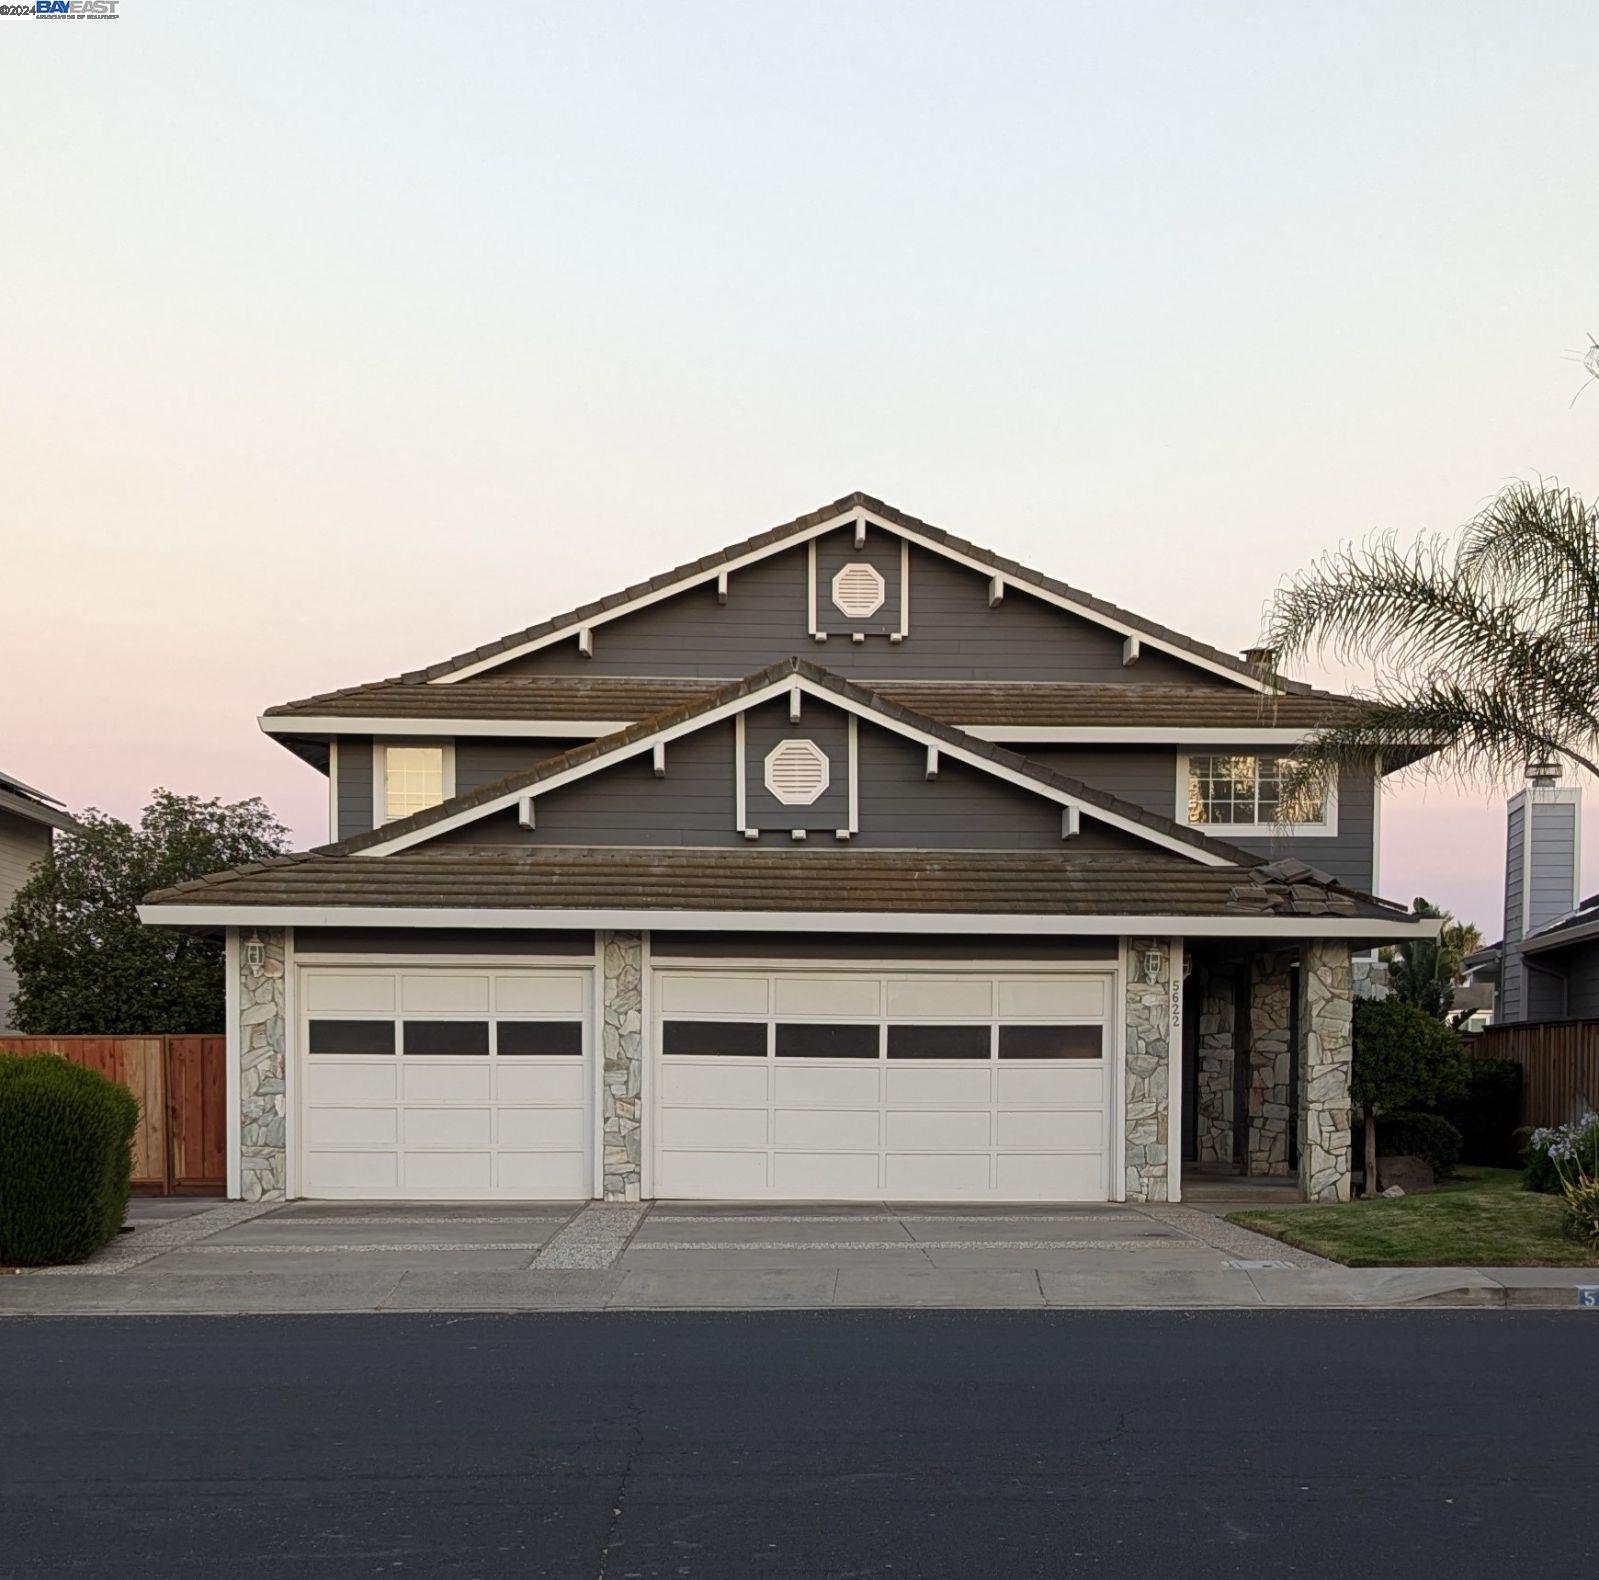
[831,562,886,620]
[764,739,831,806]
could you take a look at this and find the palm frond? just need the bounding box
[1458,480,1599,638]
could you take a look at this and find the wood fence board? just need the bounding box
[1469,1020,1599,1129]
[0,1035,225,1194]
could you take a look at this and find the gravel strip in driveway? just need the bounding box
[530,1203,647,1269]
[31,1202,279,1277]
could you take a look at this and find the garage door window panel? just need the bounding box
[496,1021,583,1057]
[998,1025,1104,1060]
[403,1020,491,1056]
[887,1024,993,1060]
[662,1020,768,1058]
[775,1023,880,1059]
[308,1020,395,1056]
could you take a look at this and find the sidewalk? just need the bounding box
[2,1197,1595,1315]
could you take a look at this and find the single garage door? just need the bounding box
[652,970,1112,1202]
[298,966,591,1199]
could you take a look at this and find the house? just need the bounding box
[0,768,78,1034]
[139,492,1437,1206]
[1462,768,1594,1023]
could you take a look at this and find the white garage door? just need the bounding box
[298,967,591,1199]
[652,970,1113,1202]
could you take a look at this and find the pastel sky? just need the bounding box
[3,1,1596,936]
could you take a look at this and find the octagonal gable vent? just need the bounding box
[764,738,831,806]
[831,562,886,620]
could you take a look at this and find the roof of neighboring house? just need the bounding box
[0,769,78,833]
[315,658,1263,867]
[277,491,1330,696]
[141,845,1412,925]
[1521,895,1599,956]
[263,676,1361,732]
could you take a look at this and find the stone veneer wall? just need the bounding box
[1298,940,1354,1202]
[600,930,643,1202]
[1194,968,1234,1165]
[1123,938,1172,1201]
[238,927,287,1202]
[1246,953,1294,1177]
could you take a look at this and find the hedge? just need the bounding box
[0,1055,139,1266]
[1448,1059,1524,1167]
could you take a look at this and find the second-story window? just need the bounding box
[381,744,449,824]
[1184,754,1331,831]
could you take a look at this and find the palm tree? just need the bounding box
[1261,480,1599,788]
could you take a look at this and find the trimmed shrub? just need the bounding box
[1448,1060,1524,1167]
[0,1055,139,1266]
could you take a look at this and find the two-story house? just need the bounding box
[141,493,1435,1206]
[1,767,78,1035]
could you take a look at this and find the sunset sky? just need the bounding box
[3,2,1596,935]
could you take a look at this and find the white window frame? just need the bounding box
[374,740,456,827]
[1175,751,1338,837]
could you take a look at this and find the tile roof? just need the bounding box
[274,491,1323,697]
[314,658,1262,865]
[264,676,1358,730]
[143,845,1408,922]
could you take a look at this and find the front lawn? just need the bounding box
[1228,1167,1597,1267]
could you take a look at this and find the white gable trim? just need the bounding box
[141,903,1434,940]
[351,672,1235,866]
[429,506,1271,693]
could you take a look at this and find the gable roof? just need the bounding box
[262,675,1355,736]
[402,493,1313,693]
[325,658,1261,867]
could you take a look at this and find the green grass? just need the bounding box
[1227,1167,1599,1267]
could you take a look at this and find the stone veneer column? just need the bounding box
[600,930,643,1202]
[1246,953,1294,1176]
[1298,940,1354,1203]
[1194,968,1234,1165]
[1123,938,1172,1202]
[238,928,287,1202]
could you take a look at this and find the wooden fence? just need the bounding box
[1468,1019,1599,1130]
[0,1035,226,1195]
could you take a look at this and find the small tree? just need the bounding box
[0,789,288,1034]
[1384,897,1484,1020]
[1352,996,1470,1195]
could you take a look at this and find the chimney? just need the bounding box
[1241,646,1277,674]
[1500,767,1582,1021]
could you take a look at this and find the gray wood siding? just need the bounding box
[336,737,374,841]
[494,534,1233,684]
[1526,798,1579,933]
[1559,940,1599,1020]
[430,704,1147,852]
[455,739,588,797]
[814,529,902,638]
[743,697,850,834]
[0,811,52,1032]
[1024,747,1377,890]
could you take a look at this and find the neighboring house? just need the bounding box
[1463,769,1595,1023]
[139,492,1436,1207]
[0,768,78,1034]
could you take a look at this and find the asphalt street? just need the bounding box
[2,1310,1594,1578]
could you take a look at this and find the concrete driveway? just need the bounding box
[3,1197,1591,1313]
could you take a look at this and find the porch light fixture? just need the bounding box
[1140,947,1164,985]
[244,930,265,971]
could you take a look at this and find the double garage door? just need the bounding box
[653,970,1113,1202]
[299,966,591,1199]
[297,964,1113,1202]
